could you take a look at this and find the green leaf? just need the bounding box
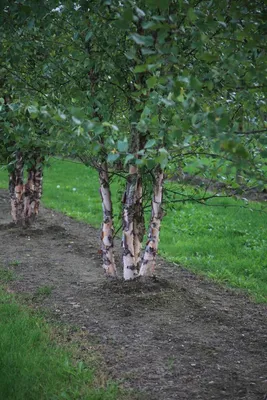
[124,154,135,165]
[107,153,120,163]
[72,116,82,125]
[145,0,170,10]
[58,111,67,120]
[117,140,128,152]
[134,64,148,73]
[85,31,93,42]
[190,77,202,90]
[147,158,156,169]
[199,53,218,62]
[145,139,156,149]
[27,105,38,114]
[146,76,157,89]
[27,105,39,119]
[70,107,85,119]
[125,47,136,60]
[122,7,133,21]
[131,34,154,46]
[187,8,197,22]
[116,8,133,29]
[102,122,119,131]
[235,145,249,159]
[159,147,168,155]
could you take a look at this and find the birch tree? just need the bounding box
[1,0,266,276]
[105,0,267,277]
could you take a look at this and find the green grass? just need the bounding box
[34,285,54,297]
[35,285,53,296]
[0,288,118,400]
[0,159,267,302]
[9,260,21,266]
[43,159,111,227]
[0,268,16,283]
[161,184,267,302]
[0,166,7,188]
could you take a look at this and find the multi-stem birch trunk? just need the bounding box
[24,162,43,221]
[24,168,35,220]
[32,163,43,216]
[122,165,142,280]
[87,67,117,276]
[9,151,25,224]
[133,174,144,270]
[99,162,117,277]
[122,114,145,279]
[139,169,164,277]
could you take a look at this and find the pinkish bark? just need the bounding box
[139,169,164,277]
[99,162,117,277]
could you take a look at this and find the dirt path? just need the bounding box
[0,189,266,400]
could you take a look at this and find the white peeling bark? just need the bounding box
[9,172,16,222]
[33,165,43,216]
[24,159,43,222]
[99,162,117,277]
[122,165,139,280]
[24,169,35,220]
[9,152,25,224]
[133,175,144,270]
[139,169,164,277]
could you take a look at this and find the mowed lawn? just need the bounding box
[1,159,267,302]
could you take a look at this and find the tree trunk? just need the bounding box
[122,165,145,280]
[24,161,43,222]
[122,165,138,280]
[235,168,243,186]
[133,174,145,270]
[99,162,117,277]
[9,151,25,224]
[24,168,35,221]
[139,169,164,277]
[32,163,43,216]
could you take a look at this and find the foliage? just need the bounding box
[1,0,266,173]
[0,1,266,275]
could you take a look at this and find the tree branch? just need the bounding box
[235,129,267,135]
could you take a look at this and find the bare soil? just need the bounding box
[0,188,266,400]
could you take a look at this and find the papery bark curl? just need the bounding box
[139,169,164,277]
[99,162,117,277]
[9,151,25,225]
[122,165,145,280]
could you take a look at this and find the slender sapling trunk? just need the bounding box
[122,165,140,279]
[24,159,43,222]
[139,169,164,277]
[133,174,145,270]
[24,168,35,220]
[99,162,117,277]
[9,151,25,224]
[122,117,145,279]
[33,163,43,216]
